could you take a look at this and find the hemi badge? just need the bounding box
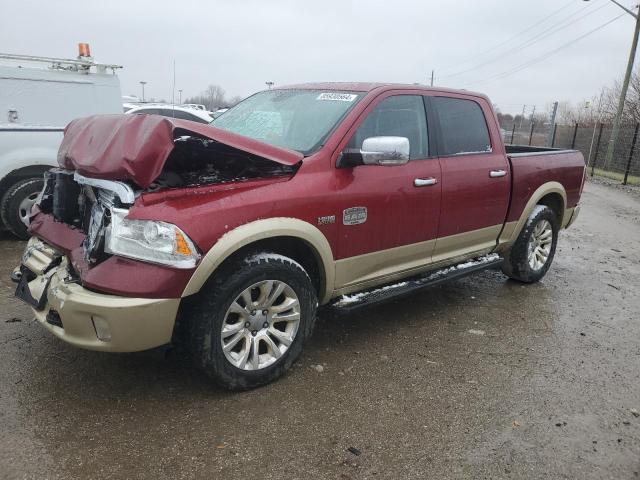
[317,215,336,226]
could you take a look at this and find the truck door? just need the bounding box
[429,94,510,262]
[333,93,442,289]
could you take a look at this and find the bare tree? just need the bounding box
[227,95,244,107]
[599,73,640,124]
[184,84,230,110]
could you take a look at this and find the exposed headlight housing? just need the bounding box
[105,208,200,269]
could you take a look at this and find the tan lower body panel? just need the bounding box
[334,239,435,289]
[431,224,502,263]
[333,225,501,298]
[22,238,179,352]
[563,206,578,228]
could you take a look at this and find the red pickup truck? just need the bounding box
[14,83,585,389]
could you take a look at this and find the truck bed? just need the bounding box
[505,146,585,225]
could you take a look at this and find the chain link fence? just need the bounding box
[502,122,640,185]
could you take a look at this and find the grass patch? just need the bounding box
[589,167,640,185]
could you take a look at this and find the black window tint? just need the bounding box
[172,110,194,120]
[134,108,160,115]
[158,109,178,118]
[433,97,491,155]
[181,112,208,123]
[158,109,208,123]
[348,95,428,159]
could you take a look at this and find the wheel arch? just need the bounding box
[537,191,565,225]
[182,218,335,304]
[499,181,567,248]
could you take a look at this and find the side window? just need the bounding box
[134,108,160,115]
[432,97,491,156]
[171,110,198,122]
[184,113,209,124]
[348,95,428,160]
[159,109,178,118]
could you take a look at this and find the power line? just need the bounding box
[439,0,608,80]
[467,13,626,87]
[438,0,578,73]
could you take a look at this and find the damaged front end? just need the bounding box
[36,169,200,269]
[29,114,301,272]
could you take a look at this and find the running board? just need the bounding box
[328,254,503,313]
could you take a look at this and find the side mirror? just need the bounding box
[336,136,410,168]
[361,136,410,166]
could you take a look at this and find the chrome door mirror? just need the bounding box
[361,136,410,166]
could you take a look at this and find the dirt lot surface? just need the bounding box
[0,180,639,480]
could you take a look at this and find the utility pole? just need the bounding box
[530,105,537,122]
[547,101,559,147]
[519,105,527,129]
[139,81,147,102]
[584,0,640,169]
[178,89,182,104]
[265,81,274,90]
[430,70,434,87]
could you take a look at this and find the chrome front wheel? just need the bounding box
[221,280,301,371]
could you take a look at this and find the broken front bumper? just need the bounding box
[14,238,180,352]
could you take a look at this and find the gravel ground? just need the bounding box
[0,180,639,480]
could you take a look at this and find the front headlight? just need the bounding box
[105,208,200,269]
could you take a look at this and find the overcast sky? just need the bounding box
[1,0,636,115]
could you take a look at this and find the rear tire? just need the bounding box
[502,205,558,283]
[180,253,317,390]
[1,178,43,240]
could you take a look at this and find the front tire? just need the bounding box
[1,178,43,240]
[502,205,559,283]
[182,253,317,390]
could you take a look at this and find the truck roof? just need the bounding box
[275,82,489,101]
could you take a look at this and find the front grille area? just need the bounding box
[40,170,88,230]
[38,169,127,264]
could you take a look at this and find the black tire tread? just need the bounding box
[501,205,559,283]
[178,253,317,390]
[0,177,43,240]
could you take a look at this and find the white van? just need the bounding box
[0,46,122,238]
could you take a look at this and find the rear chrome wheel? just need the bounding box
[221,280,301,371]
[502,205,559,283]
[527,219,553,271]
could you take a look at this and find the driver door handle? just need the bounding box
[489,169,507,178]
[414,177,438,187]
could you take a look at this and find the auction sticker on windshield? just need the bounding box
[317,93,358,102]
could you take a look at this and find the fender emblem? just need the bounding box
[343,207,367,225]
[317,215,336,226]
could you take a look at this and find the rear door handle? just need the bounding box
[414,177,438,187]
[489,170,507,178]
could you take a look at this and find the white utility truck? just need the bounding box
[0,45,122,238]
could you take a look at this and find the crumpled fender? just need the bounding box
[57,114,304,188]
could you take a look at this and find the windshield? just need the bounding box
[211,89,363,155]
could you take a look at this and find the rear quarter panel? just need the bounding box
[507,150,585,223]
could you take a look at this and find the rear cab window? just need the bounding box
[432,97,491,156]
[347,95,429,160]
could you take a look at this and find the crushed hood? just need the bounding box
[57,114,304,188]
